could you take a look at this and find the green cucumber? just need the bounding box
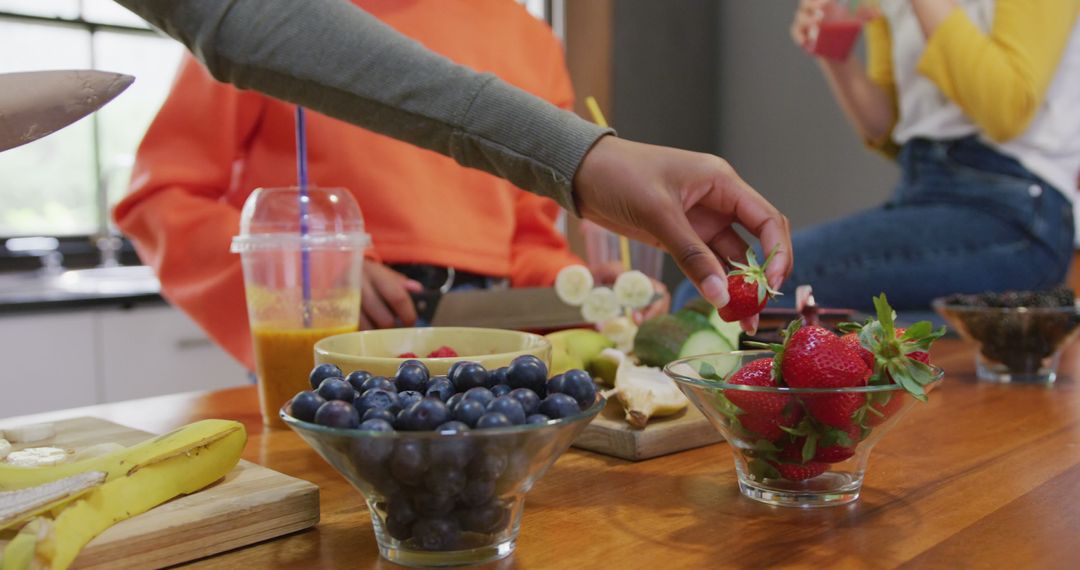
[634,314,708,367]
[678,329,733,359]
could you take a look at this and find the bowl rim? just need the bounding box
[931,297,1080,314]
[664,350,944,393]
[279,395,606,439]
[313,326,551,364]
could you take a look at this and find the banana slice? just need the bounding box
[0,438,10,460]
[3,423,56,444]
[5,447,69,467]
[600,316,638,353]
[614,270,654,309]
[581,286,620,324]
[555,264,594,306]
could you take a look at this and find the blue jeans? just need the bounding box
[674,137,1075,313]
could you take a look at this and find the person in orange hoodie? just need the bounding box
[115,0,603,371]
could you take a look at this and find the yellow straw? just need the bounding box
[584,96,632,273]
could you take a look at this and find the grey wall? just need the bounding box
[610,1,899,290]
[714,2,897,229]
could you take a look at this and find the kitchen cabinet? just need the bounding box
[99,306,247,401]
[0,304,247,418]
[0,312,98,417]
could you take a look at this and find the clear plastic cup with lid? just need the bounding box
[231,187,369,427]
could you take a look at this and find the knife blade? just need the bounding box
[430,287,588,332]
[0,70,134,152]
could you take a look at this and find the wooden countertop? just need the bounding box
[6,339,1080,568]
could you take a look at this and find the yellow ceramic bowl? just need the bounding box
[313,327,551,377]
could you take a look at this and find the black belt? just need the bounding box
[388,264,504,322]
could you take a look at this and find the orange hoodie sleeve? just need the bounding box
[507,36,584,287]
[113,56,265,370]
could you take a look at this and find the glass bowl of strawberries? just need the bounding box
[665,295,944,507]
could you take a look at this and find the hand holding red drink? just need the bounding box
[792,0,880,61]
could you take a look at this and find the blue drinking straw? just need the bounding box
[295,106,313,328]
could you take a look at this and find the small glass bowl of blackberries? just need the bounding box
[933,288,1080,383]
[281,355,605,567]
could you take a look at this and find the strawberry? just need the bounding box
[778,324,870,389]
[805,392,865,429]
[780,417,861,463]
[397,352,418,358]
[840,332,874,369]
[740,405,803,442]
[864,390,907,427]
[426,346,458,358]
[857,295,945,400]
[724,358,787,416]
[716,247,781,322]
[811,424,861,463]
[772,461,827,481]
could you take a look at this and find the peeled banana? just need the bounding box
[603,349,689,429]
[0,472,105,532]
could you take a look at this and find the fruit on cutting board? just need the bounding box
[0,420,245,570]
[545,329,614,376]
[603,349,688,428]
[613,270,654,309]
[0,472,105,532]
[2,424,56,444]
[0,439,11,461]
[634,307,739,368]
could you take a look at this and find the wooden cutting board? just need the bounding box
[573,399,724,461]
[2,417,320,569]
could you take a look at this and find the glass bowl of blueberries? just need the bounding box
[281,355,604,567]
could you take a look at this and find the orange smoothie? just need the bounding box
[253,324,357,428]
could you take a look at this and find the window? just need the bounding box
[0,1,182,238]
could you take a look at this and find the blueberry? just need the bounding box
[539,393,581,419]
[289,391,325,422]
[468,448,508,479]
[344,370,373,392]
[389,440,427,485]
[424,467,466,496]
[460,478,496,507]
[525,413,551,425]
[350,420,394,464]
[490,384,512,397]
[429,436,472,470]
[489,366,509,386]
[396,362,430,392]
[508,388,540,415]
[446,393,464,413]
[385,495,416,540]
[463,387,495,407]
[400,358,426,369]
[358,418,394,433]
[386,516,413,541]
[362,407,398,424]
[398,398,452,431]
[425,378,455,402]
[317,377,356,402]
[460,502,510,534]
[515,354,545,367]
[476,412,512,430]
[453,399,486,428]
[446,361,467,381]
[360,375,396,394]
[561,369,598,410]
[486,396,526,425]
[314,400,359,428]
[398,390,424,410]
[435,420,469,433]
[309,363,342,390]
[450,362,489,391]
[545,373,566,395]
[412,516,460,551]
[354,388,402,418]
[506,356,547,394]
[411,490,456,517]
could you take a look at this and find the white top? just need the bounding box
[882,0,1080,199]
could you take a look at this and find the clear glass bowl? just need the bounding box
[280,396,604,567]
[665,351,943,508]
[933,299,1080,383]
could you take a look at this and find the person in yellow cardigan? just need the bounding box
[775,0,1080,310]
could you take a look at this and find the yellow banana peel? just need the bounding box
[0,420,243,491]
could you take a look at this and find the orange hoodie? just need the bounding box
[114,0,582,370]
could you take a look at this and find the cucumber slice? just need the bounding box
[678,329,734,359]
[708,313,743,350]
